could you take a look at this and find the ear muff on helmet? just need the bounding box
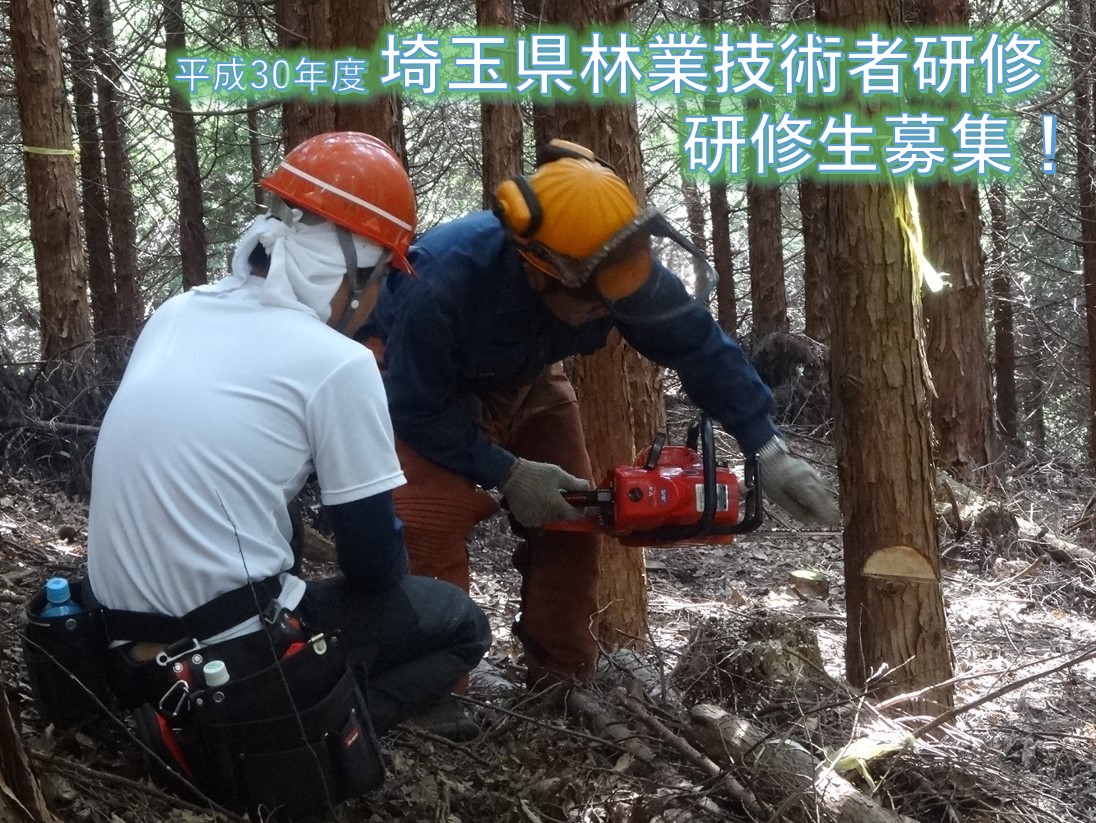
[492,175,543,239]
[492,139,612,239]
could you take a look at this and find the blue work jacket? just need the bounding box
[366,211,778,489]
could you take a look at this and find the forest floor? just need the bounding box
[2,423,1096,823]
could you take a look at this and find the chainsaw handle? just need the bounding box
[637,415,765,541]
[725,454,763,534]
[632,415,718,543]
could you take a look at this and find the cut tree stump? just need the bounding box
[687,704,920,823]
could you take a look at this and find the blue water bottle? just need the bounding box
[39,577,82,619]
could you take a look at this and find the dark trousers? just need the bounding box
[300,575,491,732]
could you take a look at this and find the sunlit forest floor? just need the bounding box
[2,422,1095,823]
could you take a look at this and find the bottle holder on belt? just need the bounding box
[143,634,385,820]
[22,579,113,727]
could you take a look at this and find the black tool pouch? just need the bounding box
[22,579,112,727]
[173,636,384,820]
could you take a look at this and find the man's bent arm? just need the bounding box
[326,492,409,590]
[609,261,779,454]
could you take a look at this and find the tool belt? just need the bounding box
[23,576,385,819]
[22,575,283,724]
[134,631,384,820]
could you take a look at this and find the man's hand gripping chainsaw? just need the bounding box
[544,415,763,547]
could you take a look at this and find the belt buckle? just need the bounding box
[154,637,201,668]
[158,679,190,719]
[261,600,287,627]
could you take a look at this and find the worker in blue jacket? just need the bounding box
[363,139,838,695]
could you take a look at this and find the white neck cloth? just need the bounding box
[196,213,384,323]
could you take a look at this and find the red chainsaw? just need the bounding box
[545,415,763,547]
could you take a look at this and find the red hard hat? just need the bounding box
[261,132,416,272]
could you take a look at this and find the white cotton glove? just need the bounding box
[500,458,591,528]
[757,436,840,526]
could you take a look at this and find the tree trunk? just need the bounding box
[826,180,954,713]
[677,101,711,299]
[330,0,404,156]
[246,107,265,213]
[917,0,996,482]
[534,0,664,652]
[63,0,118,336]
[700,0,736,333]
[711,182,737,333]
[800,178,832,344]
[89,0,141,333]
[920,181,996,481]
[747,180,787,335]
[11,0,93,358]
[1022,306,1048,452]
[744,0,787,337]
[478,0,523,207]
[235,0,265,213]
[818,0,954,715]
[164,0,208,290]
[792,0,831,345]
[277,0,335,151]
[988,183,1019,449]
[1071,0,1096,465]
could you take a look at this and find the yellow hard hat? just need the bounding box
[493,140,652,298]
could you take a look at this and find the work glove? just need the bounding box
[500,458,591,528]
[757,436,840,526]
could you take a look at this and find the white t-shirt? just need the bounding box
[87,278,405,641]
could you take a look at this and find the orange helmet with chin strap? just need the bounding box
[260,132,417,273]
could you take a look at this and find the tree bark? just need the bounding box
[920,181,996,481]
[11,0,93,358]
[235,0,265,213]
[744,0,787,336]
[164,0,208,289]
[63,0,118,336]
[792,0,831,344]
[711,183,737,333]
[1071,0,1096,465]
[330,0,404,156]
[277,0,335,151]
[917,0,997,482]
[988,183,1019,449]
[818,0,954,714]
[1022,305,1048,452]
[700,0,736,333]
[826,176,954,712]
[676,103,711,300]
[747,180,787,335]
[800,178,832,344]
[478,0,523,208]
[88,0,141,333]
[533,0,664,652]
